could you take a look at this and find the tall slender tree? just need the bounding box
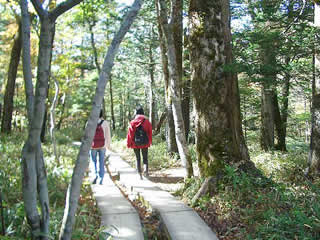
[59,0,143,238]
[307,0,320,175]
[20,0,84,238]
[157,0,193,177]
[155,0,178,153]
[1,20,21,133]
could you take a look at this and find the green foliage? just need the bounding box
[0,130,101,239]
[177,145,320,239]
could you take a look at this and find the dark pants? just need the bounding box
[134,148,148,173]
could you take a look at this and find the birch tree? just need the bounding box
[59,0,143,238]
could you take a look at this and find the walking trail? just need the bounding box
[90,151,219,240]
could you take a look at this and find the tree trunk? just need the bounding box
[22,15,54,239]
[59,1,143,238]
[109,76,116,130]
[182,76,191,141]
[158,0,193,178]
[261,87,275,150]
[21,1,85,238]
[148,44,156,128]
[21,0,34,126]
[189,0,249,177]
[273,91,286,151]
[1,21,22,133]
[307,1,320,175]
[50,78,60,164]
[155,1,178,153]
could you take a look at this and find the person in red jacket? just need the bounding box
[127,106,152,179]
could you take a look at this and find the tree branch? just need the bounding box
[30,0,46,19]
[49,0,84,21]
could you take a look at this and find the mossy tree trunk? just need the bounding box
[189,0,249,177]
[308,1,320,175]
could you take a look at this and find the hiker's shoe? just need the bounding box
[92,177,97,184]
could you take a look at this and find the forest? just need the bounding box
[0,0,320,239]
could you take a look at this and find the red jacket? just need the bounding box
[127,115,152,149]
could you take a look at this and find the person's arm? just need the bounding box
[127,124,134,148]
[103,121,111,149]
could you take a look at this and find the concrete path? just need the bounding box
[107,152,219,240]
[90,155,144,240]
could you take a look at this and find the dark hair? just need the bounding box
[136,106,144,115]
[99,109,103,118]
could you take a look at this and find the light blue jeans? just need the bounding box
[90,148,106,183]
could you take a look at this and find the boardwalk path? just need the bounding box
[90,151,218,240]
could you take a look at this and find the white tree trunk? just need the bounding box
[157,0,193,178]
[21,1,85,239]
[59,0,143,239]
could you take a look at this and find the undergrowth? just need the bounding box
[0,131,101,239]
[177,135,320,239]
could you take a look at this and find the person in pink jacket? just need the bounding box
[91,110,111,185]
[127,106,152,179]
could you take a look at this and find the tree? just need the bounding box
[189,0,249,177]
[1,20,21,133]
[157,0,193,177]
[155,0,178,153]
[20,0,84,239]
[59,0,143,238]
[307,0,320,175]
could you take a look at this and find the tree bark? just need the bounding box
[21,0,35,126]
[59,1,143,238]
[261,87,275,150]
[155,0,178,153]
[273,91,286,151]
[189,0,249,177]
[158,0,193,178]
[307,1,320,175]
[50,78,60,164]
[148,43,156,128]
[21,1,85,239]
[1,21,22,133]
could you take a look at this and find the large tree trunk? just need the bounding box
[158,0,193,178]
[59,1,143,238]
[189,0,249,177]
[1,21,22,133]
[155,1,178,153]
[307,1,320,175]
